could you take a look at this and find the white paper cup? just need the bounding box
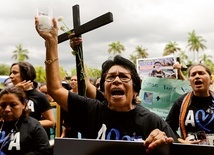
[37,7,53,32]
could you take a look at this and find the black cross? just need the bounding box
[58,5,113,96]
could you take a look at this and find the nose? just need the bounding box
[4,105,11,112]
[113,76,122,83]
[195,73,200,78]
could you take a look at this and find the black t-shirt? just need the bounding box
[67,92,178,141]
[25,89,52,120]
[166,93,214,135]
[25,89,52,139]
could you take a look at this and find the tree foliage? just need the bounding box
[130,46,149,65]
[11,44,29,62]
[163,41,181,56]
[0,64,10,75]
[108,41,125,55]
[71,67,101,78]
[187,30,206,63]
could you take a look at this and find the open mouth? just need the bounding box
[195,80,203,85]
[111,89,125,96]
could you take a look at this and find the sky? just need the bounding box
[0,0,214,74]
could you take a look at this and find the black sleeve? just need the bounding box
[95,89,106,102]
[39,94,52,113]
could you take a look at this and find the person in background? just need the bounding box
[0,86,51,155]
[166,63,214,145]
[35,17,177,153]
[3,77,13,88]
[9,62,55,139]
[70,75,78,93]
[39,83,54,102]
[89,77,96,86]
[95,77,101,90]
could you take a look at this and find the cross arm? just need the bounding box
[58,12,113,43]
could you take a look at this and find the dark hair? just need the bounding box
[187,63,212,77]
[62,80,71,90]
[154,61,161,65]
[100,55,141,103]
[0,86,29,116]
[10,62,38,88]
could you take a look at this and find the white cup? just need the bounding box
[37,7,53,32]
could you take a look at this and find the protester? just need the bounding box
[0,86,51,155]
[35,17,177,153]
[166,63,214,145]
[9,61,55,139]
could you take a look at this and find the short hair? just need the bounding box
[10,62,38,88]
[100,55,141,103]
[154,61,162,65]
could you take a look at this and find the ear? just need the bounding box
[133,92,138,99]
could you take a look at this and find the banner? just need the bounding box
[137,55,177,79]
[139,77,192,119]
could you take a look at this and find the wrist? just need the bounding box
[45,39,58,47]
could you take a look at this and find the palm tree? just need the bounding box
[199,54,213,66]
[163,41,181,56]
[187,30,206,63]
[177,50,188,66]
[135,46,149,58]
[129,46,148,65]
[129,53,138,65]
[108,41,125,55]
[11,44,29,62]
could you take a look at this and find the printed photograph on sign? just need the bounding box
[136,55,177,79]
[143,92,153,104]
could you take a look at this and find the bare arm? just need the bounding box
[35,17,69,112]
[173,62,186,80]
[40,109,55,128]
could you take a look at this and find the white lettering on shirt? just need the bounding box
[27,100,34,112]
[97,124,106,140]
[8,132,20,150]
[185,110,195,127]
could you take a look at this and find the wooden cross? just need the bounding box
[58,5,113,96]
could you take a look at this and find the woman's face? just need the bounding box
[10,65,22,85]
[70,76,78,89]
[188,65,211,96]
[0,93,25,122]
[103,65,136,112]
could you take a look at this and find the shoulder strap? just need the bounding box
[179,91,192,139]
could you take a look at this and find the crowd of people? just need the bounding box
[0,15,213,155]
